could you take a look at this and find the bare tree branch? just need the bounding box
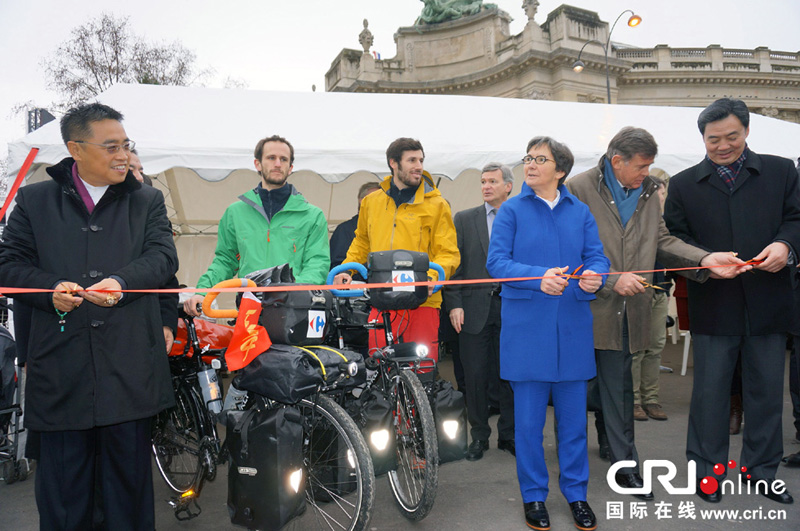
[41,13,207,106]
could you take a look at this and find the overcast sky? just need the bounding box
[1,0,798,159]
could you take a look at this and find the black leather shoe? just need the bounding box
[498,439,516,457]
[523,501,550,530]
[696,478,722,503]
[466,439,489,461]
[569,501,597,530]
[744,477,794,504]
[615,472,654,501]
[782,452,800,468]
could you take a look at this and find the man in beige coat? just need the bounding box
[567,127,746,500]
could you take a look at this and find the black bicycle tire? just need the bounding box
[387,369,439,520]
[151,381,207,494]
[288,394,375,531]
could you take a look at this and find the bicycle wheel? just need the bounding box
[152,382,207,494]
[387,369,439,520]
[286,394,375,531]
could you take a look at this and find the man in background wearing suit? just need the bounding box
[445,163,515,461]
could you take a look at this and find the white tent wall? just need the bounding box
[7,84,800,286]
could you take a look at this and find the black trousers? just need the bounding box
[36,418,155,531]
[688,334,785,480]
[595,318,639,475]
[458,295,514,442]
[791,334,800,440]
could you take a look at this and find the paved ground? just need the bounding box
[2,339,799,530]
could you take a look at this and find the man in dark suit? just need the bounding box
[444,163,515,461]
[665,98,800,505]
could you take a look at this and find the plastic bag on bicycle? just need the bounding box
[368,250,430,311]
[233,344,366,404]
[225,404,305,530]
[169,319,233,358]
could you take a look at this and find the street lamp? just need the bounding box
[572,10,642,103]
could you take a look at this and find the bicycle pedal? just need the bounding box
[169,494,202,521]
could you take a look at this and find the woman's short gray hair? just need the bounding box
[526,136,574,185]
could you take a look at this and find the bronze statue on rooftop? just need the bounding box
[417,0,496,25]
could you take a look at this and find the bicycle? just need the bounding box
[327,259,444,521]
[202,278,376,531]
[151,303,227,520]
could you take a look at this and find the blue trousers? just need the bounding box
[511,380,588,503]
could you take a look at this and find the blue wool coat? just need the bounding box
[486,184,609,382]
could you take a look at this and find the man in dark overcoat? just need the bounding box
[664,98,800,505]
[0,102,178,528]
[444,162,515,461]
[567,127,746,502]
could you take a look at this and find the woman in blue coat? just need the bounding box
[487,137,609,530]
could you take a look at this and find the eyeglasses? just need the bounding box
[522,155,556,165]
[72,140,136,154]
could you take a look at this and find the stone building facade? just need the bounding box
[325,4,800,124]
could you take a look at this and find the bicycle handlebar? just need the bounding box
[326,261,446,297]
[327,263,369,297]
[202,278,257,318]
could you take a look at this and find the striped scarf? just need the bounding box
[708,149,748,190]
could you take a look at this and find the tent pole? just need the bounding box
[0,147,39,221]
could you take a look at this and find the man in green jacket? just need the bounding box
[184,135,329,315]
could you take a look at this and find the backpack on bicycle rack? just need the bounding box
[233,344,366,404]
[367,250,430,311]
[225,403,305,531]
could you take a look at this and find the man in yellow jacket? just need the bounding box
[334,137,460,361]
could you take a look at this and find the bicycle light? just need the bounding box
[289,469,303,493]
[370,428,390,451]
[442,420,460,440]
[347,361,358,377]
[415,344,429,358]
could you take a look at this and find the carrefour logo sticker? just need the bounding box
[308,310,326,338]
[391,270,415,292]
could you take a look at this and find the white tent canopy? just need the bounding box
[9,84,800,181]
[7,84,800,284]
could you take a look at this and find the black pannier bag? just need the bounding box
[426,379,468,464]
[259,286,333,346]
[226,404,305,531]
[234,344,366,404]
[234,344,322,404]
[367,250,430,311]
[346,386,397,476]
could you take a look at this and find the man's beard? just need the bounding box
[261,170,289,187]
[396,163,421,188]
